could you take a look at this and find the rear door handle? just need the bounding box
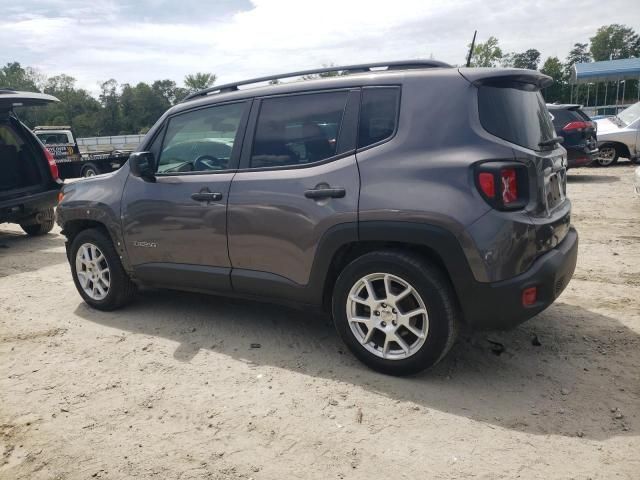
[304,187,346,199]
[191,192,223,202]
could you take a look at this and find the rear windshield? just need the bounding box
[478,84,556,151]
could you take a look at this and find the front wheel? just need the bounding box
[596,146,619,166]
[69,229,136,310]
[332,250,459,376]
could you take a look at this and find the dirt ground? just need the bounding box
[1,163,639,479]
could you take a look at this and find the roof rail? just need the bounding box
[0,88,17,94]
[182,59,450,102]
[34,125,72,130]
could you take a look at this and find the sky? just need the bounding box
[2,0,640,95]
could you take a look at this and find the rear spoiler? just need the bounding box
[458,68,553,89]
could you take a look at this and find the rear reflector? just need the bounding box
[478,172,495,198]
[522,287,537,306]
[500,168,518,204]
[44,148,59,181]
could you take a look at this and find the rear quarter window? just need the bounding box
[478,84,555,151]
[358,87,400,149]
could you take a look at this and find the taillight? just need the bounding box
[501,168,518,205]
[44,148,60,181]
[475,162,528,210]
[562,121,589,132]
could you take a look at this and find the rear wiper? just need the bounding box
[539,136,563,148]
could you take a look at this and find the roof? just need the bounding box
[571,58,640,84]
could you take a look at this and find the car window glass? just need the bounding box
[157,102,245,174]
[250,91,348,168]
[549,109,574,128]
[478,85,555,151]
[358,87,400,148]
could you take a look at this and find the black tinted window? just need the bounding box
[549,109,575,128]
[358,87,400,148]
[251,91,348,168]
[478,85,555,151]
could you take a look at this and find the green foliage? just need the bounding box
[510,49,541,70]
[590,24,640,61]
[184,72,217,93]
[468,36,502,67]
[540,56,566,103]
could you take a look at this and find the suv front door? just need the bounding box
[121,100,250,292]
[227,89,360,301]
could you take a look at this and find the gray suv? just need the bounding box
[57,61,578,375]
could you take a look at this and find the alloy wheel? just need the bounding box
[346,272,429,360]
[75,242,111,300]
[597,147,616,166]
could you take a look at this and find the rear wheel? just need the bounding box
[69,229,136,310]
[332,250,459,376]
[81,162,101,177]
[596,146,619,166]
[20,208,54,236]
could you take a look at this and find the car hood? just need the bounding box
[595,117,620,135]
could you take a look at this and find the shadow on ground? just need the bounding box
[0,229,66,277]
[74,289,639,441]
[567,174,620,184]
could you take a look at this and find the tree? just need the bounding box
[184,72,217,93]
[540,57,566,103]
[0,62,40,91]
[98,79,121,135]
[468,36,502,67]
[590,24,640,61]
[510,49,541,70]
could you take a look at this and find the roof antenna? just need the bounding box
[466,30,477,67]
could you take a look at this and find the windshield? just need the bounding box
[478,84,556,151]
[617,102,640,127]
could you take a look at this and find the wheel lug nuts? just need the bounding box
[374,311,380,316]
[381,303,387,308]
[392,320,397,326]
[381,321,386,327]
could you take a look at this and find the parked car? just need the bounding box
[56,61,578,375]
[1,90,62,235]
[33,126,132,178]
[594,101,640,166]
[547,104,598,168]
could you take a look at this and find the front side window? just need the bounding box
[157,102,245,174]
[250,91,348,168]
[358,87,400,149]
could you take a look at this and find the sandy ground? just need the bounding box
[1,163,639,479]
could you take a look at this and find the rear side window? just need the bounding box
[549,109,575,128]
[478,85,555,151]
[358,87,400,149]
[250,91,348,168]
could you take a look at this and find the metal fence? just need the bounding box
[76,134,145,153]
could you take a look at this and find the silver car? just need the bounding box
[595,102,640,166]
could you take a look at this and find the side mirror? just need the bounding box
[129,151,156,181]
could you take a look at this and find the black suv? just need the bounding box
[1,90,61,235]
[57,61,578,375]
[547,104,598,169]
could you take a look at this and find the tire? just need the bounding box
[596,146,619,166]
[69,228,136,311]
[631,157,640,165]
[20,208,54,236]
[332,250,459,376]
[81,163,101,177]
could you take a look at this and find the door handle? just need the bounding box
[191,192,223,202]
[304,187,346,199]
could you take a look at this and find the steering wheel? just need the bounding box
[194,155,224,170]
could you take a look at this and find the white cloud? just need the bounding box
[1,0,640,94]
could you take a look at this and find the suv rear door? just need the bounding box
[227,89,360,300]
[121,100,251,292]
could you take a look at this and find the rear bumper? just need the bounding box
[0,188,59,223]
[566,147,597,168]
[461,227,578,330]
